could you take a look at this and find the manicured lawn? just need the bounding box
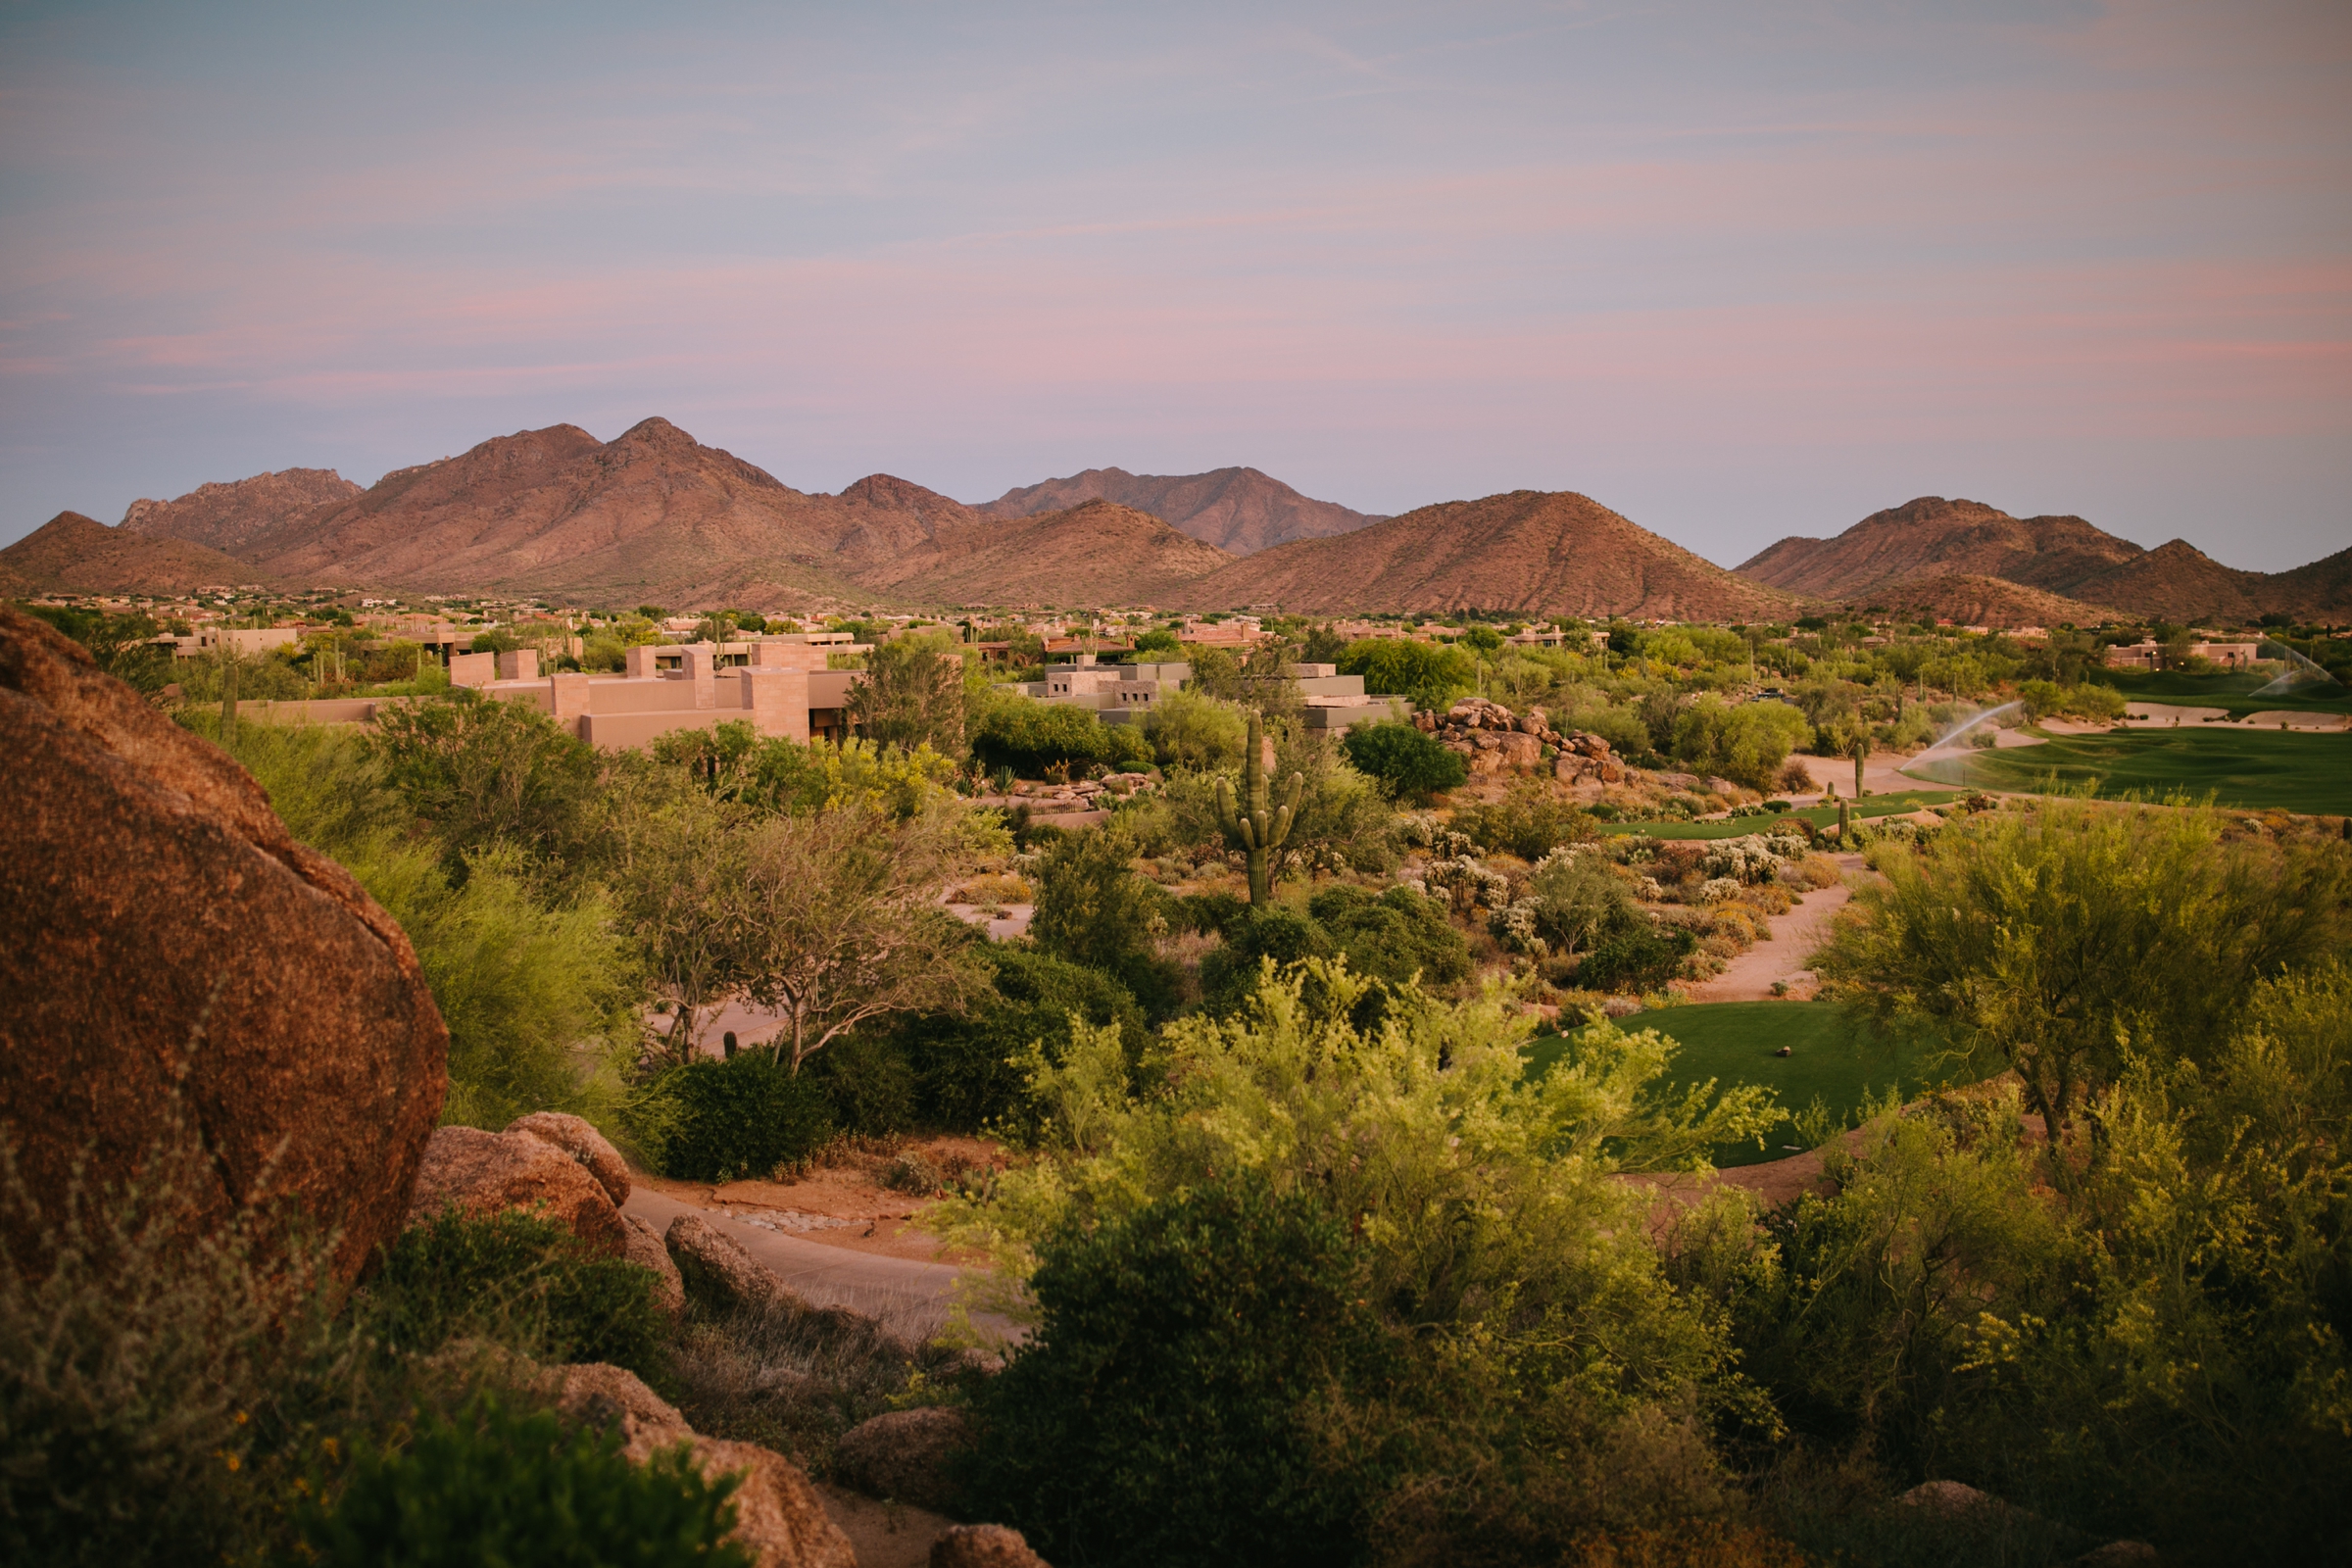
[1593,789,1964,841]
[1911,728,2352,814]
[2099,669,2352,719]
[1524,1001,1964,1167]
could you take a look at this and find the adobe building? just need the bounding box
[235,636,865,751]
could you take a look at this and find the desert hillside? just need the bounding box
[120,467,363,552]
[1742,496,2349,621]
[1186,489,1800,620]
[867,499,1236,607]
[977,466,1382,555]
[1,511,265,596]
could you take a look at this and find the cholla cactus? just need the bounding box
[1425,855,1513,921]
[1696,876,1743,904]
[1490,898,1547,955]
[1701,837,1787,886]
[1215,710,1303,906]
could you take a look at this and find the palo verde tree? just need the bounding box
[1215,710,1301,906]
[1816,797,2351,1163]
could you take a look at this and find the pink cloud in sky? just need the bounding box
[0,0,2344,567]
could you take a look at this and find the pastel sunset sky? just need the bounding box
[3,0,2346,568]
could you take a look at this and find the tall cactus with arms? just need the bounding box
[1215,710,1303,906]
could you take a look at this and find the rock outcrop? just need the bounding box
[405,1124,628,1256]
[0,606,447,1300]
[834,1406,974,1512]
[930,1524,1052,1568]
[505,1110,631,1206]
[552,1362,857,1568]
[666,1210,798,1314]
[1413,697,1627,784]
[621,1212,686,1317]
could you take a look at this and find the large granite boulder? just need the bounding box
[0,607,447,1300]
[665,1210,797,1314]
[405,1124,628,1256]
[550,1362,858,1568]
[621,1212,686,1316]
[505,1110,631,1205]
[835,1406,974,1512]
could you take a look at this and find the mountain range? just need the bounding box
[8,419,2345,623]
[1740,496,2352,623]
[976,466,1383,554]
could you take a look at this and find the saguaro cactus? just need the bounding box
[1215,710,1303,906]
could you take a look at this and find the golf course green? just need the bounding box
[1525,1001,1965,1167]
[1594,789,1963,841]
[1911,727,2352,814]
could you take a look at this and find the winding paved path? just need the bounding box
[621,1186,1022,1345]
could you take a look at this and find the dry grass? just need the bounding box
[663,1297,981,1480]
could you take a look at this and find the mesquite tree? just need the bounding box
[1214,710,1302,906]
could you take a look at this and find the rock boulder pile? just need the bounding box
[0,606,448,1302]
[551,1362,858,1568]
[1413,697,1627,784]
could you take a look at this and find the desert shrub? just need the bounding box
[876,946,1148,1134]
[935,966,1781,1564]
[847,630,968,760]
[1670,697,1812,790]
[804,1034,920,1136]
[1028,827,1180,1019]
[1335,638,1478,711]
[1775,756,1816,793]
[1515,849,1634,957]
[960,1175,1391,1568]
[636,1055,836,1181]
[0,1140,360,1567]
[1142,688,1248,772]
[299,1392,751,1567]
[1452,778,1594,860]
[971,697,1151,777]
[1577,918,1696,993]
[368,689,604,877]
[1342,719,1467,804]
[1168,887,1250,939]
[363,1208,666,1377]
[1198,906,1336,1017]
[1307,884,1474,991]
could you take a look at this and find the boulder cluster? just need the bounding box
[1004,770,1157,807]
[1413,697,1627,784]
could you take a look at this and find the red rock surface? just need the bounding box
[978,464,1383,555]
[1189,489,1800,619]
[505,1109,631,1205]
[405,1125,627,1256]
[0,607,447,1298]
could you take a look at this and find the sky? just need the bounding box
[2,0,2347,570]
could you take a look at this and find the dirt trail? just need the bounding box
[1680,854,1864,1004]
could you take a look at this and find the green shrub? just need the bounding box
[1307,884,1472,990]
[638,1055,836,1182]
[876,946,1148,1133]
[1335,639,1477,711]
[363,1209,666,1377]
[1200,891,1472,1023]
[1141,689,1247,772]
[1576,918,1695,993]
[300,1392,753,1567]
[806,1034,920,1136]
[1451,778,1594,860]
[1028,827,1181,1019]
[972,698,1150,777]
[1341,719,1467,804]
[961,1175,1388,1568]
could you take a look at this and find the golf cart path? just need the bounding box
[1679,855,1864,1004]
[621,1186,1022,1345]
